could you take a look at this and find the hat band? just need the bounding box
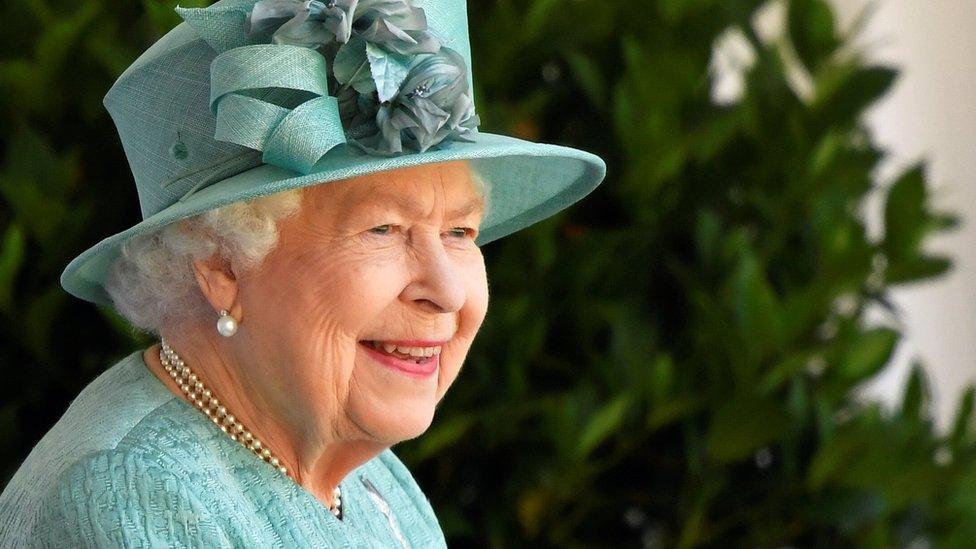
[209,44,347,174]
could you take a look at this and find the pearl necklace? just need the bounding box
[158,338,343,519]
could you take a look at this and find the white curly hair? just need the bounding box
[105,165,491,336]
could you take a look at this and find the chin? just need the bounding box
[390,404,438,441]
[351,401,437,444]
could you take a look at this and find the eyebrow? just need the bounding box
[362,192,485,218]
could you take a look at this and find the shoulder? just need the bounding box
[0,349,181,546]
[17,349,176,465]
[31,448,232,548]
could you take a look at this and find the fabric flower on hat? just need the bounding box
[245,0,439,54]
[242,0,474,156]
[245,0,357,47]
[350,46,480,155]
[352,0,440,55]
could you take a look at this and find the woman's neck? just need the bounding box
[141,339,387,510]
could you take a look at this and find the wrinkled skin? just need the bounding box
[144,159,489,508]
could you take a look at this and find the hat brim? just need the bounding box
[60,131,607,307]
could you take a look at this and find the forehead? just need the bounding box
[313,160,484,216]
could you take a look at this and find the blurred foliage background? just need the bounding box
[1,0,974,547]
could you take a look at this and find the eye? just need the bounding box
[447,227,476,239]
[367,225,475,240]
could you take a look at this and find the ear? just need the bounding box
[191,253,243,322]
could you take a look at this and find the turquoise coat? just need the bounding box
[0,350,447,548]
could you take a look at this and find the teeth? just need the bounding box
[371,341,441,357]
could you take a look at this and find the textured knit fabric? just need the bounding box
[0,349,447,548]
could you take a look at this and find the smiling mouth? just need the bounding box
[358,340,440,377]
[358,340,441,365]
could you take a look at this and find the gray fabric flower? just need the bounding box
[243,0,479,157]
[397,47,479,149]
[349,47,480,155]
[352,0,440,55]
[245,0,357,47]
[245,0,438,55]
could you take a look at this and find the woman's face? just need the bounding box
[236,159,489,446]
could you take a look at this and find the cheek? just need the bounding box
[289,247,408,336]
[258,248,412,403]
[459,252,490,331]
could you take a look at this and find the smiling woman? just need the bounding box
[0,0,605,545]
[138,159,493,504]
[2,161,498,547]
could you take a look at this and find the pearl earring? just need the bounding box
[216,309,238,337]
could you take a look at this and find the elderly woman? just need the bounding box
[0,0,605,546]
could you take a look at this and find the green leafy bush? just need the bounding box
[398,1,972,547]
[1,0,972,547]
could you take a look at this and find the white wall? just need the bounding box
[828,0,976,433]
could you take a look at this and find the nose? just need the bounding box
[401,232,466,314]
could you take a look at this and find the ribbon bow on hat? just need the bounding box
[176,0,481,174]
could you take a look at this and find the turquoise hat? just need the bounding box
[60,0,607,308]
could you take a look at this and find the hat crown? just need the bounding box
[103,0,475,220]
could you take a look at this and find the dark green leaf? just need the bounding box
[951,386,975,445]
[706,394,792,463]
[837,328,898,381]
[0,223,25,312]
[726,247,782,366]
[788,0,839,72]
[900,363,930,422]
[563,50,606,109]
[808,428,869,490]
[814,65,898,128]
[575,393,632,459]
[883,164,927,261]
[887,255,952,285]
